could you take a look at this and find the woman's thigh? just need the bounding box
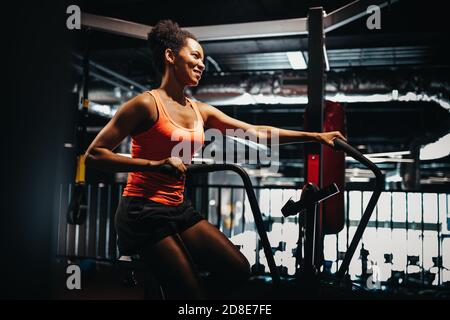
[139,234,206,299]
[180,220,250,278]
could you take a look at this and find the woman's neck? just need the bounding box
[159,71,186,105]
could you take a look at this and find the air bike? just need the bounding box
[157,138,384,298]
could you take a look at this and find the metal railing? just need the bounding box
[56,182,450,286]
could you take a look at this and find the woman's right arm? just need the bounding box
[84,93,167,173]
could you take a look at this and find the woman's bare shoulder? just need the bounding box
[118,91,158,121]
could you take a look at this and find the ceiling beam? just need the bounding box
[81,1,398,41]
[81,12,308,41]
[81,13,150,40]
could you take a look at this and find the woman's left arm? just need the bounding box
[196,102,346,147]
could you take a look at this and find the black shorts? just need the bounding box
[115,196,205,256]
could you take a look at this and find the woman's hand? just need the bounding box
[162,156,187,177]
[316,131,347,148]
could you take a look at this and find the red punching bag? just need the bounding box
[322,100,346,234]
[304,100,346,235]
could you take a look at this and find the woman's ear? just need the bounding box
[164,48,176,65]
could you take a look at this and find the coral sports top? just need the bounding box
[123,90,205,205]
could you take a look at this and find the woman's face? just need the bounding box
[171,38,205,86]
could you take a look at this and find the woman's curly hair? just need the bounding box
[147,20,197,75]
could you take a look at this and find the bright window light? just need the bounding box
[420,133,450,160]
[286,51,307,70]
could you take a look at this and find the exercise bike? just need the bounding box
[121,138,383,299]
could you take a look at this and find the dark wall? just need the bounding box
[1,1,79,298]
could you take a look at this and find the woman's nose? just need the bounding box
[198,60,205,71]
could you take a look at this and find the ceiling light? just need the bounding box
[286,51,307,70]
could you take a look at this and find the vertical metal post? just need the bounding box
[436,194,441,286]
[242,188,246,234]
[66,184,72,256]
[305,8,325,274]
[306,7,325,189]
[85,186,91,257]
[57,184,63,256]
[346,191,350,251]
[105,185,111,260]
[217,187,222,230]
[116,185,123,259]
[95,185,101,258]
[421,192,425,285]
[230,188,235,238]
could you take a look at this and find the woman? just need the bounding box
[85,20,345,299]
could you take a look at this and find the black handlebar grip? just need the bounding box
[333,138,364,161]
[333,138,383,180]
[158,163,210,176]
[158,164,183,178]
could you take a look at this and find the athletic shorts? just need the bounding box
[115,196,205,256]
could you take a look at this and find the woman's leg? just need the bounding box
[180,220,251,299]
[139,234,207,300]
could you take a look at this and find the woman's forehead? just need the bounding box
[184,38,203,54]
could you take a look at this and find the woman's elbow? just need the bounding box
[84,148,100,168]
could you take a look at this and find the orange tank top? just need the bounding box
[123,90,205,206]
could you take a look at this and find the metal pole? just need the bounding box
[306,7,325,189]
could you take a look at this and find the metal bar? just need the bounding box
[324,0,398,33]
[301,7,326,274]
[95,185,101,258]
[81,12,307,41]
[86,185,92,255]
[306,6,325,187]
[335,139,384,278]
[360,190,365,278]
[66,184,72,256]
[105,185,111,260]
[217,187,222,230]
[187,19,308,41]
[81,13,150,40]
[437,194,441,285]
[186,164,281,285]
[73,53,147,91]
[405,192,409,277]
[421,193,425,285]
[230,188,235,238]
[74,224,80,257]
[242,188,246,234]
[390,191,394,232]
[179,183,449,195]
[339,220,440,231]
[57,184,63,256]
[335,232,339,273]
[190,184,303,189]
[72,64,140,95]
[85,185,91,257]
[81,1,398,44]
[116,185,123,259]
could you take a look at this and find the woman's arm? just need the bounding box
[196,102,346,147]
[84,93,187,174]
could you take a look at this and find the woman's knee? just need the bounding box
[230,256,251,283]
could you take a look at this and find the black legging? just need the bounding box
[139,220,251,300]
